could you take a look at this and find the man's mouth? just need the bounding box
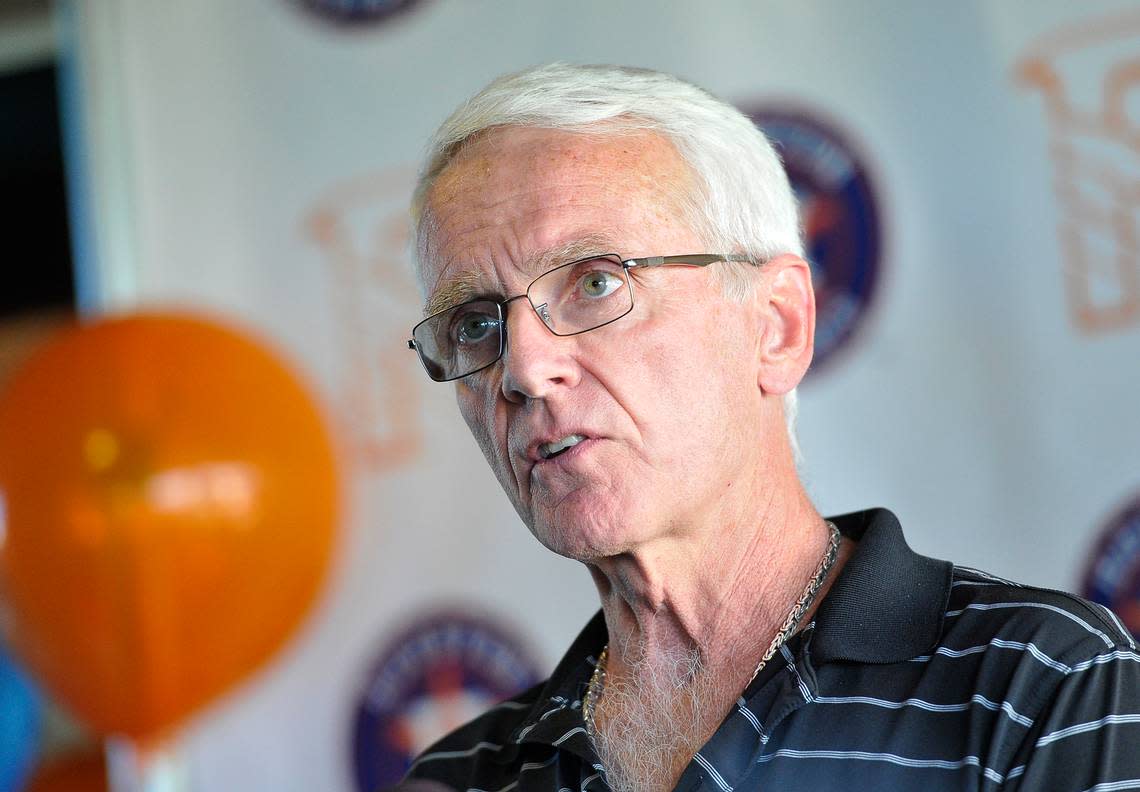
[538,434,587,460]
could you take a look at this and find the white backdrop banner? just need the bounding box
[63,1,1140,790]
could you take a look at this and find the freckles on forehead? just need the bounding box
[418,139,516,296]
[427,142,497,214]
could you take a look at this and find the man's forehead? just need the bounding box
[424,233,619,317]
[418,126,694,316]
[426,127,678,222]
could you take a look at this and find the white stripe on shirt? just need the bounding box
[1036,713,1140,747]
[410,741,503,772]
[756,748,1009,781]
[693,752,733,792]
[945,602,1114,647]
[813,693,1033,727]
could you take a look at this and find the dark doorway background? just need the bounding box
[1,62,75,317]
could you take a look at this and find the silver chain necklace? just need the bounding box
[583,522,842,733]
[746,521,841,684]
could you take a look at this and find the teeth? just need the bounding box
[539,434,586,459]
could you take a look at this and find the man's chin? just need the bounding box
[512,486,640,558]
[527,512,634,563]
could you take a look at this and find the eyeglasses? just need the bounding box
[407,253,758,382]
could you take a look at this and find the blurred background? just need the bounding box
[0,1,1138,790]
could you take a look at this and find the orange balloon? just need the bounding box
[26,750,107,792]
[0,313,339,740]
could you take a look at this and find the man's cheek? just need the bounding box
[458,394,502,467]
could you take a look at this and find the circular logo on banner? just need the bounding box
[352,611,542,791]
[298,0,421,24]
[744,107,882,376]
[1082,494,1140,639]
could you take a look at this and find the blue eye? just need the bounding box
[453,310,499,345]
[579,270,623,298]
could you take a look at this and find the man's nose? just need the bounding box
[500,300,580,402]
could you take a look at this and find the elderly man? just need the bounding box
[402,64,1140,791]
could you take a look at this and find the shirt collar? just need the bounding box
[810,507,954,664]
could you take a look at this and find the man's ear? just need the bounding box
[755,254,815,395]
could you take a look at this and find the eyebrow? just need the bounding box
[424,233,619,316]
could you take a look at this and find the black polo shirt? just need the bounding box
[403,508,1140,791]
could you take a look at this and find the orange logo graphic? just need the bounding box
[304,168,422,471]
[1018,12,1140,333]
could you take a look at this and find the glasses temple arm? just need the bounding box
[624,254,762,269]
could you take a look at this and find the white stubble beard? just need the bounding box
[590,644,719,792]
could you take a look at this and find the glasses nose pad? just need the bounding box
[534,302,556,331]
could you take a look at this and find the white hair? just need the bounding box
[413,63,805,457]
